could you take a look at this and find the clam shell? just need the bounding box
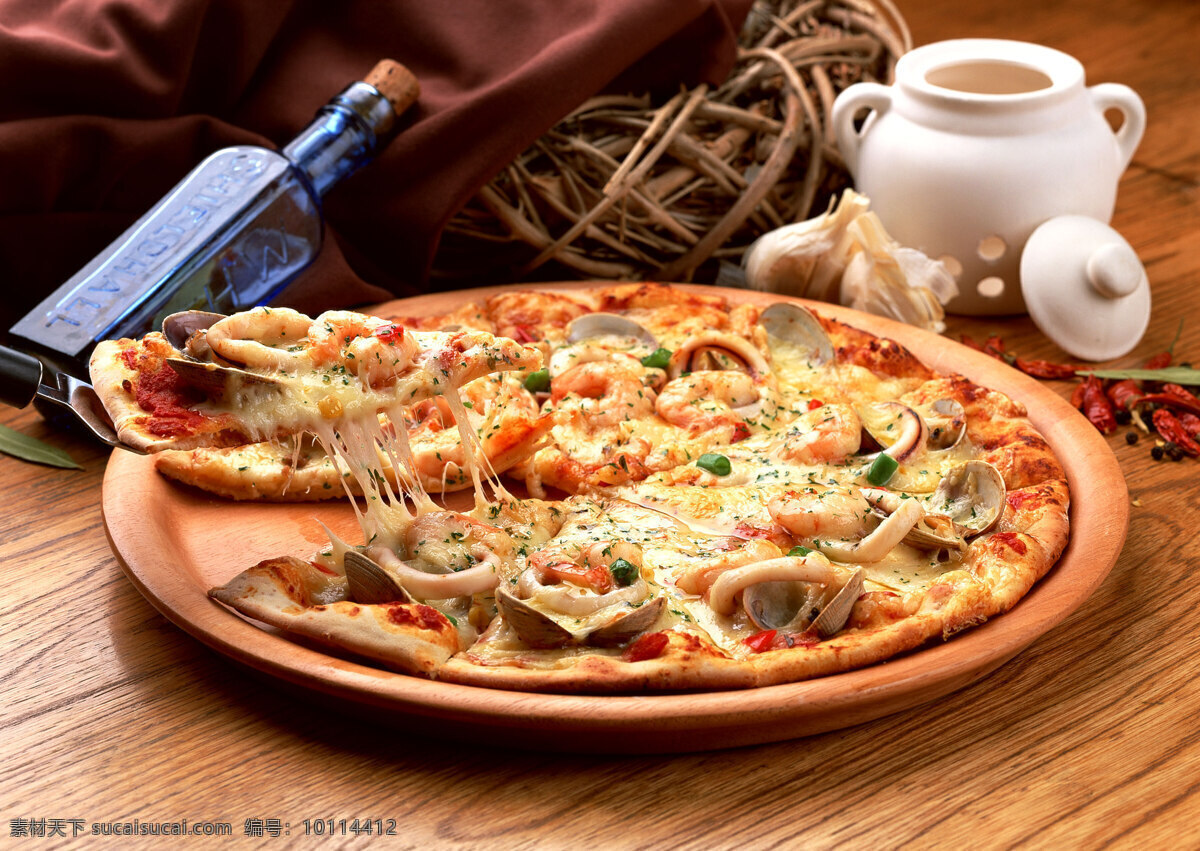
[344,551,414,605]
[930,460,1007,535]
[901,514,968,553]
[566,313,657,347]
[497,588,665,649]
[587,596,666,647]
[758,302,835,366]
[742,567,865,637]
[925,398,966,450]
[743,580,827,632]
[809,567,866,638]
[496,589,574,649]
[162,310,225,351]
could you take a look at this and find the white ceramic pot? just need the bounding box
[832,39,1145,315]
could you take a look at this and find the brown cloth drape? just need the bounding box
[0,0,753,331]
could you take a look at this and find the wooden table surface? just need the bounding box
[3,0,1198,846]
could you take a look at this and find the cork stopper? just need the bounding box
[364,60,420,116]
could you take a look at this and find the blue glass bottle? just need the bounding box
[10,61,417,362]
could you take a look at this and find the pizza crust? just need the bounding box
[439,629,759,693]
[208,556,461,675]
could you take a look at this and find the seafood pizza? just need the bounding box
[90,284,1069,693]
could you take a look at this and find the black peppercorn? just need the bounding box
[1125,431,1139,445]
[1166,442,1185,461]
[1151,445,1165,460]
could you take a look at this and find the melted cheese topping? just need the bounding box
[466,305,989,667]
[212,360,449,442]
[607,332,979,611]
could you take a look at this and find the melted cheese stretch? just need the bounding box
[202,364,515,556]
[302,383,514,553]
[441,382,513,511]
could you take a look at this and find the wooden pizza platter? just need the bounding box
[101,285,1128,753]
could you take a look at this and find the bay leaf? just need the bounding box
[1082,367,1200,384]
[0,423,83,469]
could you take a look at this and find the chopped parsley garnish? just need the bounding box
[609,558,638,586]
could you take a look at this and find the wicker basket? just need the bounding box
[432,0,910,286]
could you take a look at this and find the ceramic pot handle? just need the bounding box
[1089,83,1146,171]
[831,82,893,176]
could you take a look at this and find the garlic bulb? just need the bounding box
[743,190,868,302]
[743,190,958,332]
[840,212,958,332]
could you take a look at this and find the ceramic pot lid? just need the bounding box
[1020,215,1151,362]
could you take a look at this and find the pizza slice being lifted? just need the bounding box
[89,306,542,454]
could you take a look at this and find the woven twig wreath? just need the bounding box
[433,0,911,285]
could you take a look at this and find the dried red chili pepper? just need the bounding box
[1013,357,1079,379]
[962,333,1079,378]
[1179,411,1200,438]
[1145,352,1172,370]
[1137,392,1200,418]
[960,334,985,352]
[1163,383,1200,404]
[1080,375,1117,433]
[1106,379,1142,411]
[964,335,1009,362]
[1152,408,1200,456]
[1070,381,1087,410]
[960,334,1011,363]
